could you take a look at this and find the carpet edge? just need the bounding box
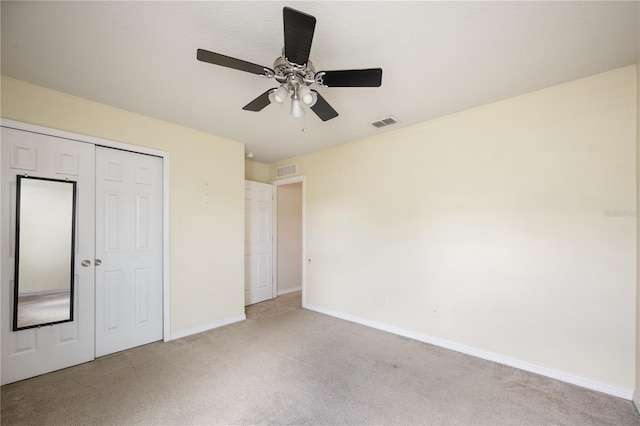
[170,314,246,340]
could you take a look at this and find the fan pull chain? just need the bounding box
[301,107,308,132]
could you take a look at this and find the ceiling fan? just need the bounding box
[197,7,383,122]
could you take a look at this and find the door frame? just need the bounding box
[271,176,305,303]
[0,118,171,343]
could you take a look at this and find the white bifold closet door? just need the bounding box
[95,146,163,357]
[1,126,164,384]
[1,127,96,385]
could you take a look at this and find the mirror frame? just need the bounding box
[13,175,77,331]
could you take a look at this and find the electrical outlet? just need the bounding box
[381,295,388,307]
[432,307,439,317]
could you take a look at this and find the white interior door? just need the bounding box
[1,127,95,385]
[95,146,163,357]
[245,181,273,305]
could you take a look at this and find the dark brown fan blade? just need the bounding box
[197,49,273,77]
[310,90,338,121]
[243,89,276,111]
[283,7,316,66]
[317,68,382,87]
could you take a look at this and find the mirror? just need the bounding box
[14,175,76,331]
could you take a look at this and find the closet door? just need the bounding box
[95,147,163,357]
[1,127,95,385]
[244,180,273,305]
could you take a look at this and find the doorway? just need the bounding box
[273,177,304,305]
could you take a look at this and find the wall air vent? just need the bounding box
[371,116,399,129]
[276,163,298,178]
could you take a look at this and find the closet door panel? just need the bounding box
[95,146,163,357]
[1,127,95,385]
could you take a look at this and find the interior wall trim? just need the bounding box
[170,314,246,341]
[304,303,634,400]
[278,286,302,296]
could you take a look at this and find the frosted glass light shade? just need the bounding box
[298,85,314,105]
[274,85,289,103]
[291,98,302,118]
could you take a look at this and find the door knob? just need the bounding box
[81,260,91,267]
[95,259,102,266]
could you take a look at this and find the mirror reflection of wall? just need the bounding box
[14,176,76,330]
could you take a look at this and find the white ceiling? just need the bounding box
[2,1,638,163]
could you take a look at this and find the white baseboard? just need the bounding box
[278,286,302,296]
[170,314,246,340]
[303,303,633,400]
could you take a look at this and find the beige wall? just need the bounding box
[277,182,303,294]
[1,76,246,335]
[245,160,270,183]
[272,66,637,391]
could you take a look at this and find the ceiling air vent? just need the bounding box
[371,116,399,128]
[276,163,298,178]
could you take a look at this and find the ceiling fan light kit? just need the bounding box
[290,94,303,118]
[197,7,383,122]
[297,85,314,106]
[273,85,290,104]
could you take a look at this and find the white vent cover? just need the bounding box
[371,116,399,128]
[276,163,297,178]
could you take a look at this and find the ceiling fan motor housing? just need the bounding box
[273,56,316,87]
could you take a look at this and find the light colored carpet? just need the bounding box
[2,291,639,425]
